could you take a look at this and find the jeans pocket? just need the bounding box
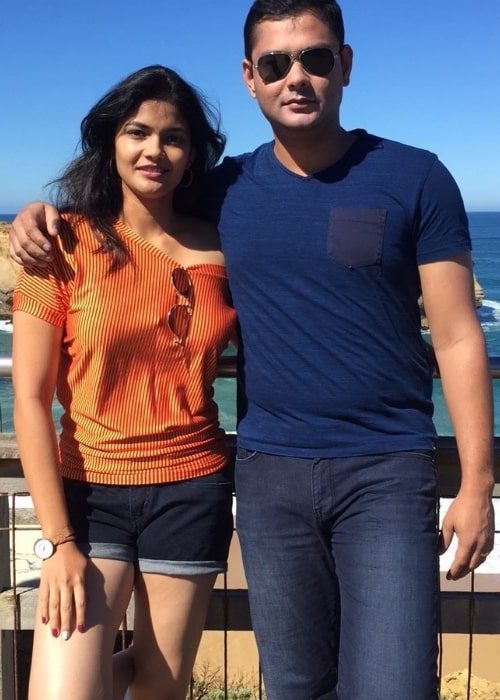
[235,447,259,464]
[327,207,386,267]
[396,450,435,463]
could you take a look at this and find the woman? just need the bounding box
[12,65,237,700]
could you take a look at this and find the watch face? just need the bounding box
[34,538,55,560]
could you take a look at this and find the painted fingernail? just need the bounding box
[61,631,70,641]
[52,629,59,638]
[41,616,48,625]
[77,624,85,634]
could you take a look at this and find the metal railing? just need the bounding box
[2,354,500,378]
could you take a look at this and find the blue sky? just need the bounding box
[1,0,499,213]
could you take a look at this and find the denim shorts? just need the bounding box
[62,468,234,575]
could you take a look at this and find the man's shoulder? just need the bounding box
[211,142,272,180]
[358,130,437,160]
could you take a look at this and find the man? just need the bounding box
[9,1,495,698]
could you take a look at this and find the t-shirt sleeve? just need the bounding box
[415,158,471,265]
[12,232,74,327]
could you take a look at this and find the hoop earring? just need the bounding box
[180,168,193,188]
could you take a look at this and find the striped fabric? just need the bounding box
[13,215,237,485]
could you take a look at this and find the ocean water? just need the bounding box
[1,212,499,435]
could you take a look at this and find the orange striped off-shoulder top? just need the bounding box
[13,215,237,486]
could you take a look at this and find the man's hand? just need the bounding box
[440,487,495,580]
[9,202,61,265]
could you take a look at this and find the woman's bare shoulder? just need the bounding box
[179,216,225,265]
[186,216,222,249]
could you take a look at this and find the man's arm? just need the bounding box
[419,252,495,580]
[9,201,61,265]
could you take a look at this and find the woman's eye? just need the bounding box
[166,135,183,145]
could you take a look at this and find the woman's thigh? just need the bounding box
[129,571,217,700]
[29,558,134,700]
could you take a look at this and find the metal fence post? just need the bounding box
[0,493,15,700]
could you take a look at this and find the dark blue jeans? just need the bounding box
[235,450,439,700]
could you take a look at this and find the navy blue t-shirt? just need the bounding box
[204,131,471,457]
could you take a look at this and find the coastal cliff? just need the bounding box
[0,221,484,325]
[0,223,20,318]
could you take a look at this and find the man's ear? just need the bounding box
[340,44,353,87]
[242,58,257,98]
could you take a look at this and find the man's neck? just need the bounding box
[272,127,358,176]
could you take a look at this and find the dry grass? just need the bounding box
[189,664,265,699]
[187,664,500,699]
[440,670,500,699]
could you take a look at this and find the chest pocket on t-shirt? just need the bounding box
[327,208,386,268]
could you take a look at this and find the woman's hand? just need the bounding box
[38,541,88,639]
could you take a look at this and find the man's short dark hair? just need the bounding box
[244,0,345,59]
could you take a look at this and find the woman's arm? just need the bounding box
[13,310,87,638]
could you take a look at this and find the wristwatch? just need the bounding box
[33,526,75,560]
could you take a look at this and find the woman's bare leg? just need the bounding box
[28,558,134,700]
[112,647,134,700]
[128,572,217,700]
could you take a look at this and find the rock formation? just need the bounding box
[0,223,19,318]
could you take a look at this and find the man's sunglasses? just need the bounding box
[254,47,340,84]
